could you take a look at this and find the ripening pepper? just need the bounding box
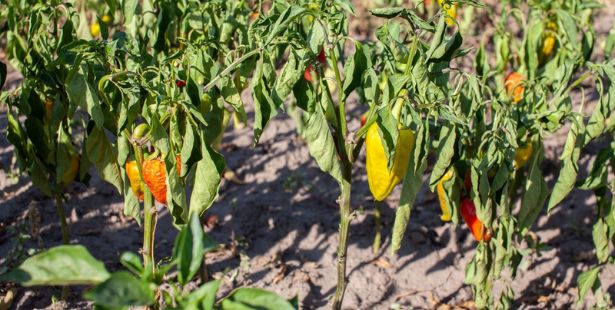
[90,22,101,37]
[125,161,144,201]
[304,48,326,82]
[460,198,491,242]
[62,155,80,185]
[513,143,533,170]
[436,168,455,222]
[44,98,54,121]
[366,124,416,201]
[101,15,112,23]
[505,72,524,103]
[142,156,181,205]
[540,20,558,63]
[437,0,457,27]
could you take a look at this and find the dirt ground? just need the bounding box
[1,1,614,309]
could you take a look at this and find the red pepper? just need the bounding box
[460,198,491,242]
[176,79,186,88]
[304,64,314,82]
[360,115,367,127]
[464,170,472,193]
[304,48,326,82]
[317,48,326,64]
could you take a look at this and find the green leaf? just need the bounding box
[592,219,609,263]
[585,62,615,143]
[273,50,304,106]
[605,25,615,58]
[342,42,370,100]
[179,123,195,179]
[66,65,104,128]
[0,245,110,286]
[376,106,400,170]
[557,9,579,50]
[391,149,427,254]
[547,116,584,212]
[577,267,600,305]
[84,271,154,307]
[302,107,343,186]
[577,146,611,190]
[518,143,548,234]
[253,58,278,144]
[428,125,456,189]
[220,288,296,310]
[174,215,205,285]
[150,114,171,156]
[265,6,306,46]
[189,140,225,217]
[86,126,123,193]
[165,151,188,225]
[333,0,355,15]
[120,252,143,276]
[181,280,220,310]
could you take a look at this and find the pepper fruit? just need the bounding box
[304,64,316,82]
[142,155,182,205]
[505,72,524,103]
[125,160,145,201]
[437,0,457,27]
[540,20,558,64]
[132,123,150,140]
[460,197,491,242]
[464,169,472,194]
[90,22,101,37]
[304,47,326,82]
[101,14,112,23]
[44,98,54,121]
[513,143,533,170]
[306,2,320,23]
[436,168,455,222]
[62,155,80,185]
[176,79,186,88]
[360,114,367,127]
[366,124,416,201]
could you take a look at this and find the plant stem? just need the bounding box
[134,146,157,272]
[332,177,351,310]
[373,201,382,254]
[54,195,70,245]
[199,253,209,283]
[203,48,261,92]
[54,194,69,300]
[142,194,156,272]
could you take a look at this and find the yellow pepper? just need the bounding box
[437,0,457,27]
[366,124,416,201]
[436,168,455,222]
[90,22,101,37]
[101,15,112,24]
[62,155,80,185]
[540,21,558,63]
[513,143,533,170]
[125,160,145,201]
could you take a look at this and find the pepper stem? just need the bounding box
[332,177,351,310]
[373,201,382,254]
[54,194,70,300]
[134,145,157,273]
